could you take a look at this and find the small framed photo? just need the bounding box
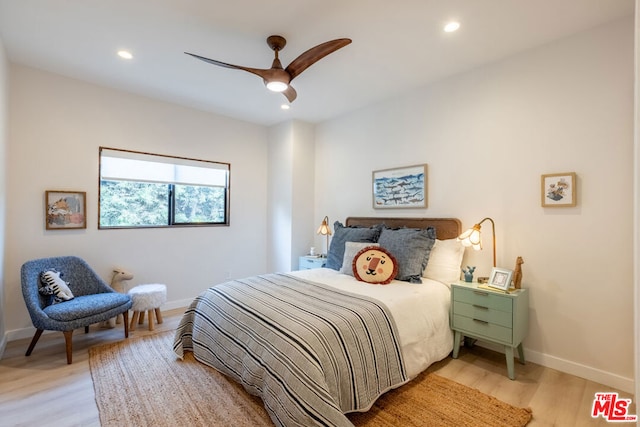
[488,267,513,291]
[45,191,87,230]
[373,164,427,209]
[541,172,576,207]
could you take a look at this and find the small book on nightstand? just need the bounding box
[476,283,515,294]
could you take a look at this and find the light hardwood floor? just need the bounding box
[0,307,634,426]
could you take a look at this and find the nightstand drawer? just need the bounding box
[452,301,513,328]
[453,286,513,312]
[452,314,512,343]
[298,256,326,270]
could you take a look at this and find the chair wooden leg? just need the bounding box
[122,310,129,338]
[63,330,73,364]
[138,311,145,324]
[25,329,44,356]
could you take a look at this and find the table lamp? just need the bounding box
[457,217,496,268]
[316,216,332,257]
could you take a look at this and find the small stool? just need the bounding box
[128,284,167,331]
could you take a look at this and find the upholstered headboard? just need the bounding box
[345,217,462,240]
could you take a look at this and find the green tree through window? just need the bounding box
[99,148,229,228]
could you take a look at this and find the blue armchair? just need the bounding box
[21,256,133,364]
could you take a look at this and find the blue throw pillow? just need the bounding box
[325,222,382,270]
[377,226,437,283]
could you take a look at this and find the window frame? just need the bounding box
[98,147,230,229]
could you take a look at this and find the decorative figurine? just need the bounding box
[461,266,476,283]
[513,256,524,289]
[103,268,134,328]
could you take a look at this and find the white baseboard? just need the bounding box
[475,341,634,394]
[162,298,193,312]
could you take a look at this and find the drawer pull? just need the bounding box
[472,304,489,310]
[473,290,489,296]
[473,318,489,325]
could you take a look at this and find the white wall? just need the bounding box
[267,121,315,272]
[290,122,316,264]
[315,18,635,391]
[0,34,8,354]
[267,122,294,272]
[5,65,269,340]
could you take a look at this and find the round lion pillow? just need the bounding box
[352,246,398,285]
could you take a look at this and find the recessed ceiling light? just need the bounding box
[281,104,290,110]
[117,50,133,60]
[444,22,460,33]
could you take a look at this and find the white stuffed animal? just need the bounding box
[110,268,134,294]
[103,268,134,328]
[39,269,74,304]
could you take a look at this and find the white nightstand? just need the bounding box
[450,281,529,380]
[298,256,326,270]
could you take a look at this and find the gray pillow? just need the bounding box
[339,242,380,276]
[325,222,382,270]
[377,226,437,283]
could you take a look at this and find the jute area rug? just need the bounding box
[89,331,532,427]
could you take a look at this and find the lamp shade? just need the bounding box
[457,224,483,251]
[316,216,332,236]
[317,216,332,257]
[457,217,496,267]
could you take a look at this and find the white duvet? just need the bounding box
[289,268,454,379]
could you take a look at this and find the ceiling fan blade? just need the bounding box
[285,38,352,81]
[283,86,297,103]
[185,52,271,80]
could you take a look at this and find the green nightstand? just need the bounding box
[450,281,529,380]
[298,256,326,270]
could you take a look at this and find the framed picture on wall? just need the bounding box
[541,172,576,207]
[372,164,427,209]
[45,191,87,230]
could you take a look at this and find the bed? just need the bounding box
[173,217,463,427]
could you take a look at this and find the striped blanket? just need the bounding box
[173,273,408,427]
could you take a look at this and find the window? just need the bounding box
[99,147,230,228]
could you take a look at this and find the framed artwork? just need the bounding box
[373,164,427,209]
[45,191,87,230]
[541,172,576,207]
[488,267,513,292]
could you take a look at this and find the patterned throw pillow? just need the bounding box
[39,269,75,304]
[352,246,398,285]
[325,222,382,270]
[339,242,380,276]
[377,226,436,283]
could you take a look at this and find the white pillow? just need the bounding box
[339,242,380,276]
[422,238,465,285]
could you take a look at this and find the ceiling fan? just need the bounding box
[185,35,352,103]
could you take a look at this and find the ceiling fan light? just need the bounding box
[117,50,133,59]
[266,81,288,92]
[444,21,460,33]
